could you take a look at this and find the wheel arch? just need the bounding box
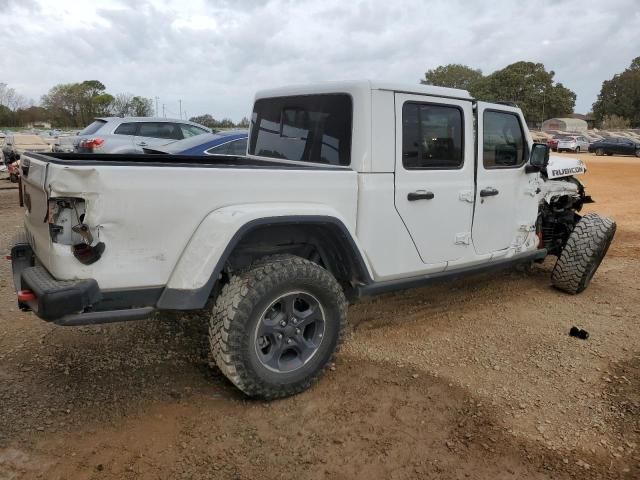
[157,214,372,310]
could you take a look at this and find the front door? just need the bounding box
[472,103,538,255]
[394,94,475,265]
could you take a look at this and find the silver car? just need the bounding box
[557,135,590,153]
[74,117,211,154]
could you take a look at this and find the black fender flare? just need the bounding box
[156,215,372,310]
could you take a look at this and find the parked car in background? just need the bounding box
[556,135,590,153]
[588,137,640,157]
[547,134,569,152]
[53,136,77,153]
[2,134,52,163]
[142,130,248,155]
[74,117,211,154]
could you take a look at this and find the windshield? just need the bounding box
[79,120,107,136]
[163,132,247,153]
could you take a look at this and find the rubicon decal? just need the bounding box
[550,166,585,177]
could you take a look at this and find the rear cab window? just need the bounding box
[79,120,107,136]
[482,111,527,168]
[249,94,352,165]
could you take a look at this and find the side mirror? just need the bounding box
[529,143,549,169]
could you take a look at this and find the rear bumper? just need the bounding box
[9,232,154,326]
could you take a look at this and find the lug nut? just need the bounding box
[277,334,283,340]
[286,338,293,344]
[292,318,298,324]
[279,320,286,327]
[295,328,301,334]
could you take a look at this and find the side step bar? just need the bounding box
[356,249,547,297]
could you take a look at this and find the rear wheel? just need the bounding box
[551,213,616,294]
[209,254,347,399]
[595,148,604,156]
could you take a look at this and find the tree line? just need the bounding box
[421,57,640,128]
[188,114,250,130]
[2,58,638,129]
[0,80,154,128]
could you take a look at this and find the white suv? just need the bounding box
[74,117,211,154]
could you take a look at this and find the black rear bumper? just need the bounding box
[10,232,154,325]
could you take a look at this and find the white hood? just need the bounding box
[546,155,586,179]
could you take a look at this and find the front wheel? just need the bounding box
[551,213,616,294]
[209,254,347,399]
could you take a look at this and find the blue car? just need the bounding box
[143,130,248,156]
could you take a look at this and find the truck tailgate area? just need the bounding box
[18,153,359,293]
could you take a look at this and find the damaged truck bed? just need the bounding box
[14,151,357,325]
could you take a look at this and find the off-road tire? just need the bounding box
[209,254,347,399]
[551,213,616,294]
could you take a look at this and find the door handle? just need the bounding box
[479,187,499,197]
[137,142,147,146]
[407,191,435,201]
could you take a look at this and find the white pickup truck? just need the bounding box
[9,81,615,399]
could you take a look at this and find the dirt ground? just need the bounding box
[0,153,639,480]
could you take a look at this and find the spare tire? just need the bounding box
[551,213,616,294]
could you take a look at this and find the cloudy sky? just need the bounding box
[1,0,638,121]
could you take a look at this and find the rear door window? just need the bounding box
[206,138,247,156]
[249,94,352,165]
[402,102,464,169]
[137,122,183,140]
[114,123,138,135]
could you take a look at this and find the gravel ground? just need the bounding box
[0,154,639,480]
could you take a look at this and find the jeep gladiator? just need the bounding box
[9,81,616,399]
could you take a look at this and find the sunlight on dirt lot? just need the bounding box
[0,153,639,480]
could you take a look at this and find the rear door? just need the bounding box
[393,94,475,265]
[134,122,183,151]
[472,103,538,255]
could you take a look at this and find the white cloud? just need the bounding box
[0,0,638,120]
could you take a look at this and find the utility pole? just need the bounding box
[162,104,166,118]
[155,96,159,117]
[179,99,182,119]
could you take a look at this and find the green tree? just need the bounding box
[421,64,483,93]
[41,83,79,126]
[472,61,574,124]
[130,96,153,116]
[238,116,250,128]
[600,114,631,130]
[420,62,576,125]
[189,114,219,129]
[592,57,640,127]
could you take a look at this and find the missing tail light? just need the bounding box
[47,198,105,264]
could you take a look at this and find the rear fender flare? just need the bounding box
[157,204,372,309]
